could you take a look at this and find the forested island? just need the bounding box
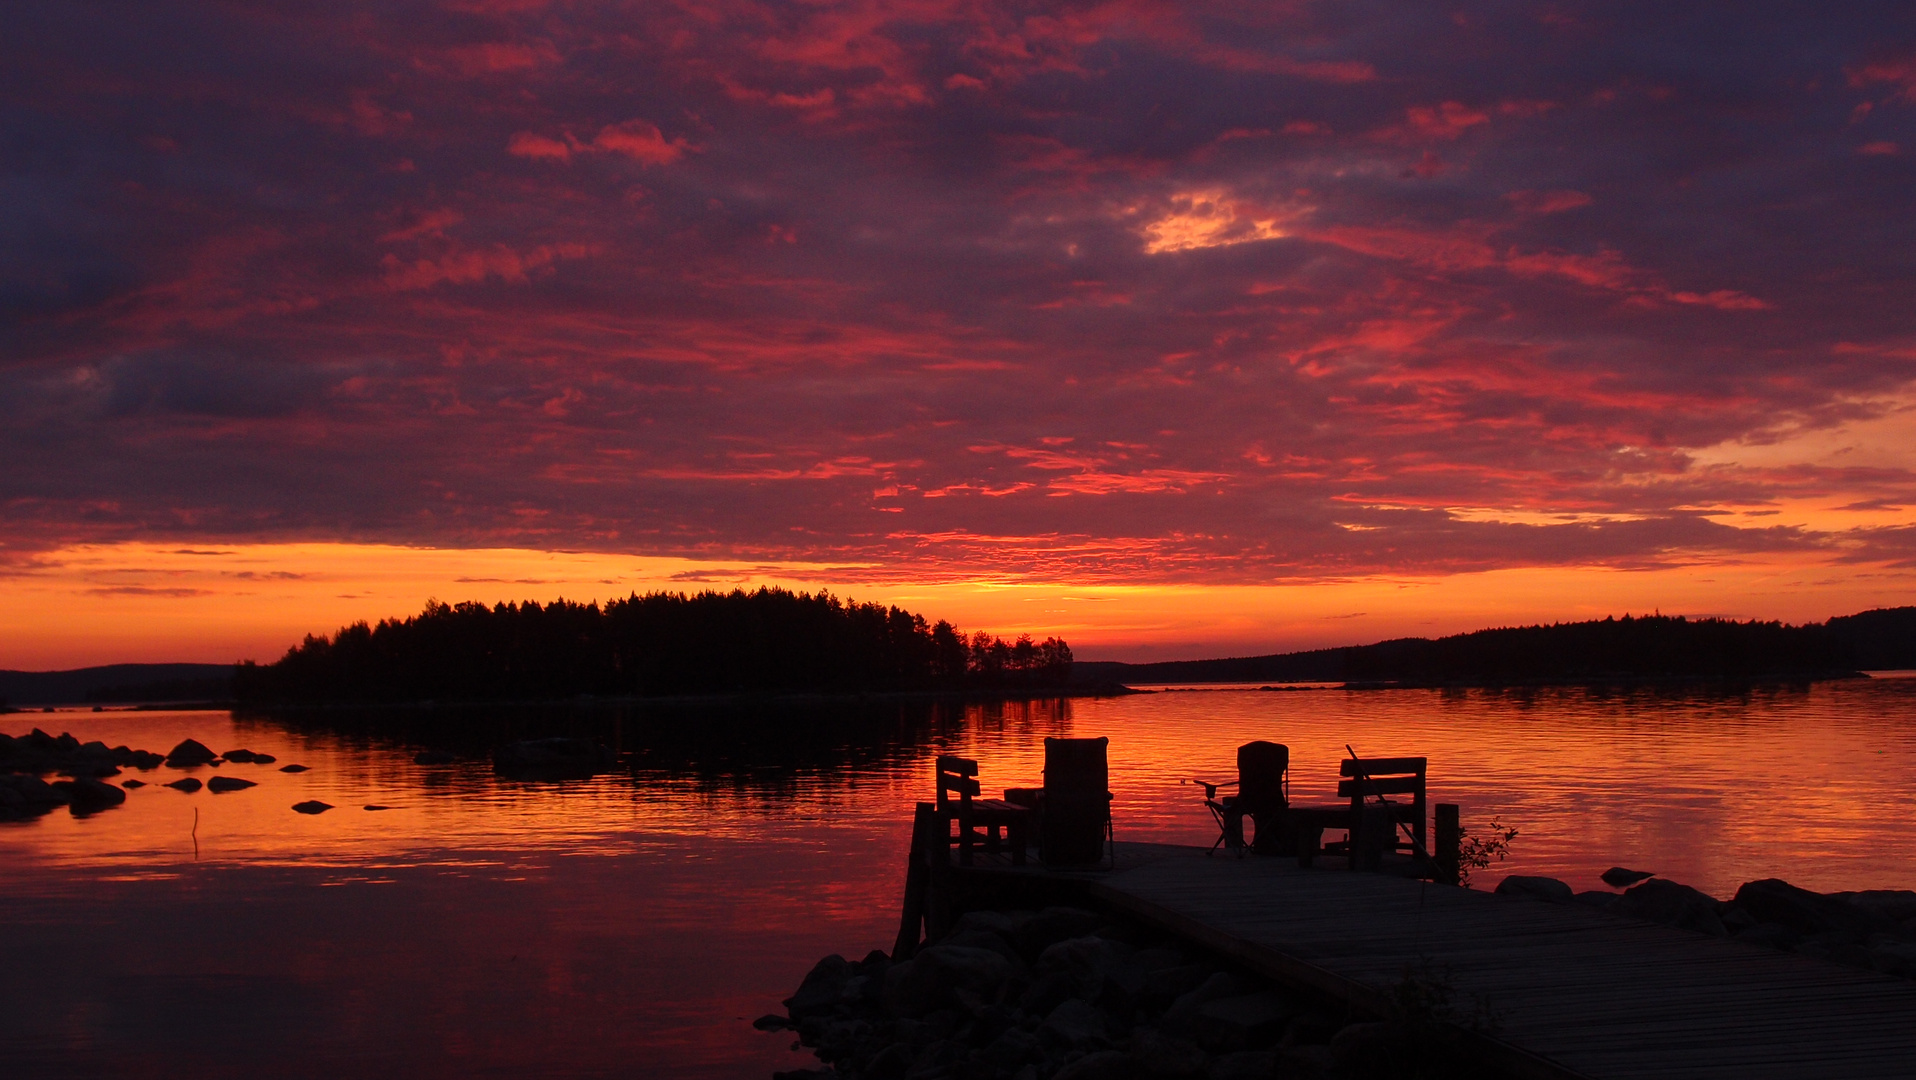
[231,588,1073,705]
[1073,607,1916,687]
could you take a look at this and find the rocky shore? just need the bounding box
[759,905,1490,1080]
[765,868,1916,1080]
[1494,868,1916,979]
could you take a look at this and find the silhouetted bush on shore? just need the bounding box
[232,588,1072,704]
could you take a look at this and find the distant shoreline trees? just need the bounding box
[232,588,1073,704]
[1076,608,1916,686]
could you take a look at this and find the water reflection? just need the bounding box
[5,678,1916,1078]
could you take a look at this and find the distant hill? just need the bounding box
[1075,607,1916,687]
[0,663,234,707]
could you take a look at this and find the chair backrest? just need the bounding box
[1042,737,1108,796]
[935,755,980,812]
[1338,756,1427,852]
[1236,741,1289,815]
[1042,737,1109,866]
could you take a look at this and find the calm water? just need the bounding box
[5,678,1916,1077]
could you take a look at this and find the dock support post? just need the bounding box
[1434,803,1460,886]
[893,802,936,959]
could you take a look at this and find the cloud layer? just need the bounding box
[5,1,1916,592]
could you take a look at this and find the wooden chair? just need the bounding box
[1290,755,1427,870]
[935,755,1030,866]
[1336,756,1427,867]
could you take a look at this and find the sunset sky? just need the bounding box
[4,2,1916,668]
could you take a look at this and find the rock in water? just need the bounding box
[222,749,258,763]
[62,776,128,811]
[363,805,391,811]
[278,764,309,773]
[207,776,257,793]
[491,738,615,780]
[1602,866,1656,888]
[165,739,219,767]
[291,800,333,814]
[120,779,146,789]
[250,753,276,764]
[164,777,203,793]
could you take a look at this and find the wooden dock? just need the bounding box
[1050,846,1916,1080]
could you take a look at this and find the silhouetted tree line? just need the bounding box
[1079,607,1916,686]
[232,588,1073,703]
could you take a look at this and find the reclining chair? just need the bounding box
[1198,741,1290,857]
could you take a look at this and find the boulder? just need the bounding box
[980,1026,1044,1071]
[1038,935,1132,1001]
[1617,878,1727,935]
[1208,1050,1280,1080]
[1038,998,1116,1052]
[279,764,309,772]
[120,779,146,789]
[164,777,203,793]
[1053,1050,1135,1080]
[413,750,457,765]
[787,954,856,1020]
[1496,876,1574,903]
[1165,972,1249,1032]
[1131,946,1192,972]
[222,749,258,763]
[291,800,333,814]
[1129,1027,1207,1078]
[1190,992,1293,1053]
[881,959,938,1018]
[207,776,257,793]
[1014,906,1104,960]
[751,1013,792,1032]
[65,775,127,809]
[1839,890,1916,925]
[952,908,1025,943]
[1734,879,1884,937]
[165,739,219,766]
[0,772,68,806]
[943,929,1023,967]
[916,945,1016,1001]
[60,763,121,778]
[1144,964,1214,1005]
[251,753,277,764]
[492,738,615,780]
[1018,970,1079,1017]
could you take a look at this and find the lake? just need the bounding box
[5,676,1916,1078]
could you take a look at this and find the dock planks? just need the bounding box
[1084,848,1916,1080]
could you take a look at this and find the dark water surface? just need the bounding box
[6,678,1916,1077]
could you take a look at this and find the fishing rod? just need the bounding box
[1344,743,1428,860]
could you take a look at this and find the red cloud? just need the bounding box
[508,121,690,165]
